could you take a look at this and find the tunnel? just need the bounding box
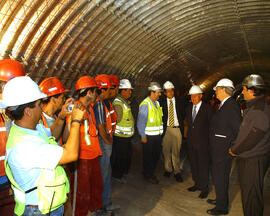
[0,0,270,216]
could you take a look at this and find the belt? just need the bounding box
[26,205,38,207]
[168,126,179,128]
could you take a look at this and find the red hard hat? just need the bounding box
[0,59,25,82]
[95,74,112,89]
[39,77,69,97]
[76,76,97,91]
[109,75,120,86]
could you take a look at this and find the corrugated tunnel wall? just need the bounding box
[0,0,270,98]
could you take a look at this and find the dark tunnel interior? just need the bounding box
[1,1,270,216]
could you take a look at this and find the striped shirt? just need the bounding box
[93,98,106,126]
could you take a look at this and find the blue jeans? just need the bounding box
[17,205,64,216]
[98,137,112,207]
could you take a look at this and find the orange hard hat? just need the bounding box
[76,76,97,91]
[0,59,25,82]
[109,75,120,86]
[95,74,112,89]
[39,77,69,97]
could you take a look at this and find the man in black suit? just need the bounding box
[186,85,214,199]
[207,78,242,215]
[160,81,185,182]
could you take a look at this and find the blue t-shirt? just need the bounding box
[6,123,63,205]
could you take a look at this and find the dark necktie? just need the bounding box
[169,99,174,127]
[192,105,197,122]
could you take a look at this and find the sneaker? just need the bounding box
[104,203,121,211]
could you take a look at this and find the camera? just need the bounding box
[67,104,74,112]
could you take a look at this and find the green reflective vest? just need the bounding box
[139,97,163,135]
[4,124,69,216]
[113,96,134,137]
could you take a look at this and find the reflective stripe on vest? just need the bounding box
[5,124,69,216]
[139,97,163,136]
[95,98,113,137]
[84,119,91,146]
[108,100,117,132]
[75,101,101,160]
[0,114,7,176]
[113,97,134,137]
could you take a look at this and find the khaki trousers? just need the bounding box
[162,127,182,174]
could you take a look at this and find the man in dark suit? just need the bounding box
[207,78,242,215]
[160,81,185,182]
[186,85,214,199]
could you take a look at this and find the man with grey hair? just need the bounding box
[207,78,242,215]
[137,82,163,184]
[186,85,214,199]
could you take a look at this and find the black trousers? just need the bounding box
[212,157,232,211]
[188,147,210,191]
[238,155,269,216]
[111,135,132,179]
[142,135,162,179]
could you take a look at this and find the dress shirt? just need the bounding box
[166,97,179,127]
[219,96,231,109]
[192,100,202,115]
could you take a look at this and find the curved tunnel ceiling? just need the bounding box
[0,0,270,94]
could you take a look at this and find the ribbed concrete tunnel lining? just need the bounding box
[0,0,269,95]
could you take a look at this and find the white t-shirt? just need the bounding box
[42,112,56,128]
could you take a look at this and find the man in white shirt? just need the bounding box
[160,81,185,182]
[185,85,214,199]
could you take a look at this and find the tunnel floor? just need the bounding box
[59,134,270,216]
[107,137,270,216]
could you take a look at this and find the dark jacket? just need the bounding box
[186,101,214,151]
[160,96,186,136]
[209,97,242,162]
[231,96,270,158]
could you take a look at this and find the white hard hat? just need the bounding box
[189,85,203,95]
[0,76,47,109]
[163,81,174,89]
[148,82,162,91]
[213,78,235,91]
[119,79,133,89]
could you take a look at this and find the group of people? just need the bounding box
[152,77,269,216]
[0,59,135,216]
[0,58,269,216]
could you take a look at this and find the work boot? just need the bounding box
[187,185,199,192]
[163,171,171,177]
[174,173,183,182]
